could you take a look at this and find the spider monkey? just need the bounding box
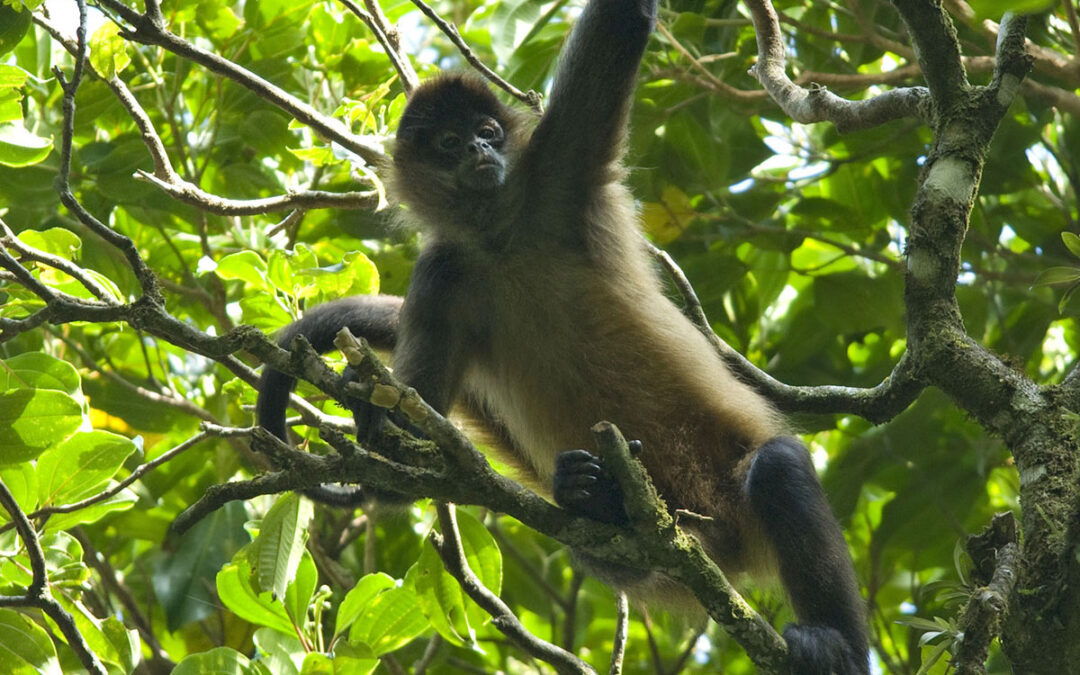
[256,0,868,670]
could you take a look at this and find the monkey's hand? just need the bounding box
[553,449,628,525]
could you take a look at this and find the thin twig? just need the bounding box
[431,503,595,675]
[609,591,629,675]
[0,478,108,674]
[339,0,420,94]
[407,0,542,111]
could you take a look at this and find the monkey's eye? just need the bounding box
[477,126,497,141]
[437,132,462,152]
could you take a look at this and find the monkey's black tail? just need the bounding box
[254,295,403,507]
[255,294,403,440]
[745,436,870,675]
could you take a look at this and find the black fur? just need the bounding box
[747,438,869,674]
[553,449,628,525]
[255,294,401,441]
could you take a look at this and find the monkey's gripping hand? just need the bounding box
[553,449,628,524]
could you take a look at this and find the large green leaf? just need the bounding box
[254,493,313,600]
[0,608,59,675]
[334,572,396,640]
[0,390,82,465]
[346,584,428,656]
[216,557,296,636]
[406,509,502,646]
[153,501,249,630]
[2,351,81,395]
[173,647,268,675]
[0,122,52,167]
[36,430,137,505]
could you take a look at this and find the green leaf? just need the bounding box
[1033,266,1080,287]
[454,510,502,599]
[16,228,81,259]
[37,430,137,505]
[154,501,249,630]
[173,647,261,675]
[253,627,304,675]
[404,510,503,647]
[215,250,271,291]
[409,541,469,646]
[0,121,52,167]
[0,4,31,57]
[0,64,28,89]
[0,389,82,465]
[302,645,377,675]
[1062,232,1080,259]
[196,0,244,42]
[915,639,953,675]
[968,0,1054,21]
[2,352,81,395]
[216,558,297,636]
[284,551,318,632]
[0,608,60,675]
[334,573,396,639]
[0,464,38,521]
[41,489,137,532]
[346,584,428,656]
[49,595,135,672]
[88,22,130,78]
[254,493,313,600]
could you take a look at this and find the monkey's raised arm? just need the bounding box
[524,0,657,193]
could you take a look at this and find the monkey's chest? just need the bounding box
[466,275,669,481]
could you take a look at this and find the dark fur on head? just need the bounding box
[395,74,520,146]
[387,75,532,235]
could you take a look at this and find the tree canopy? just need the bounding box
[0,0,1078,673]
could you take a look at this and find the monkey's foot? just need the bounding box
[553,449,627,524]
[783,624,869,675]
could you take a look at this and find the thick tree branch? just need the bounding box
[951,514,1020,674]
[744,0,932,131]
[173,330,791,670]
[891,0,969,110]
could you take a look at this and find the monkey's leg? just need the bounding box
[745,437,869,675]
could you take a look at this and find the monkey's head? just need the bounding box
[391,75,526,208]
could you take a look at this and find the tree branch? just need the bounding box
[431,503,595,675]
[744,0,932,132]
[646,240,924,422]
[0,478,108,675]
[407,0,543,111]
[94,0,386,166]
[891,0,969,111]
[339,0,420,94]
[953,514,1020,674]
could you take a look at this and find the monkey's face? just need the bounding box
[432,115,507,193]
[393,75,519,206]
